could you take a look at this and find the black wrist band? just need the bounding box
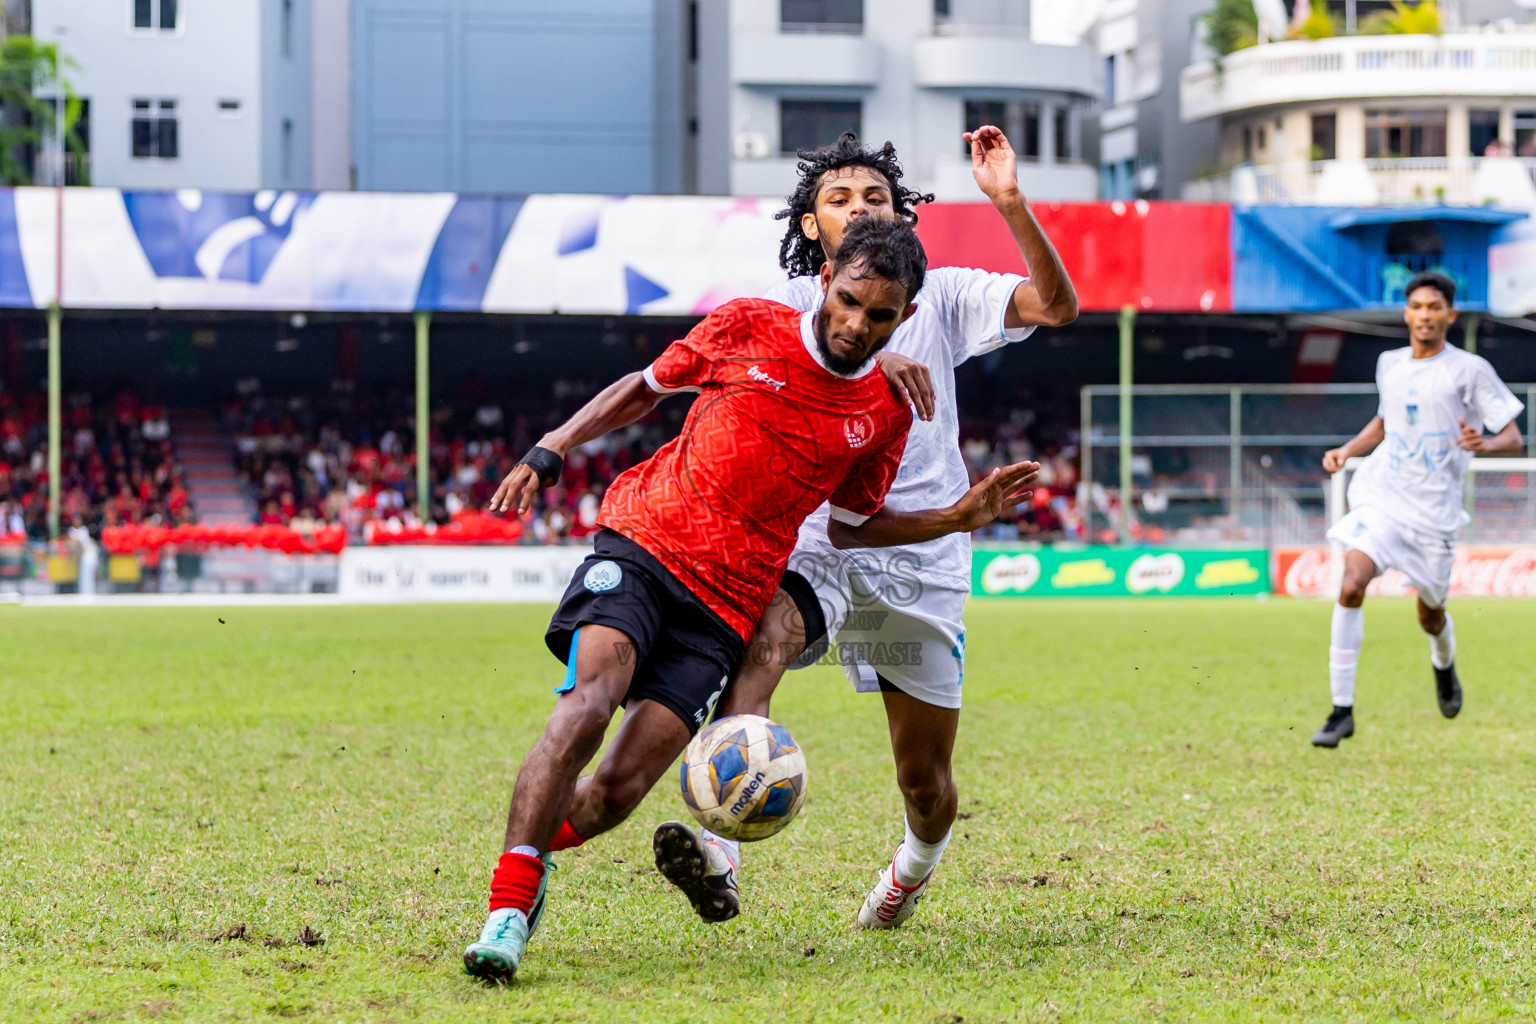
[518,445,565,487]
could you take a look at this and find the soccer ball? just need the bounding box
[679,714,808,842]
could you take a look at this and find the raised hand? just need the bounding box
[952,460,1040,532]
[875,350,935,421]
[964,125,1020,203]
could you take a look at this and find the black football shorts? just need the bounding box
[546,529,744,734]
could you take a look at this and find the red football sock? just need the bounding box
[488,852,545,915]
[549,820,588,852]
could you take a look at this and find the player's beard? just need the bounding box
[812,303,880,377]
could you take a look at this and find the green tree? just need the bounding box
[1202,0,1259,57]
[0,36,88,186]
[1361,0,1441,35]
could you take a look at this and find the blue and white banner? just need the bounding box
[4,187,1530,315]
[0,187,786,314]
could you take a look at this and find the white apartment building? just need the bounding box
[31,0,324,190]
[697,0,1101,200]
[1180,1,1536,204]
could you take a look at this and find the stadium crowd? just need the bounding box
[0,388,191,541]
[226,377,1084,544]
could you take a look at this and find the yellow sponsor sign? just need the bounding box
[1195,558,1262,589]
[1050,558,1116,589]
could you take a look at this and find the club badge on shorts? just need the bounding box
[584,560,623,593]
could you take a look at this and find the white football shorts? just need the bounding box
[787,547,968,710]
[1326,504,1455,609]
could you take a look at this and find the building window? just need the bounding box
[1242,124,1253,162]
[281,0,293,58]
[1310,112,1337,161]
[688,1,698,62]
[962,100,1005,156]
[963,99,1039,161]
[780,99,860,156]
[132,0,179,32]
[781,0,862,33]
[131,98,178,159]
[1022,105,1040,160]
[934,0,950,15]
[1516,111,1536,157]
[1364,109,1447,159]
[282,118,293,180]
[218,98,242,116]
[1469,109,1500,157]
[1054,107,1071,163]
[1103,55,1116,108]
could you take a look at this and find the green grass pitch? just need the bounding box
[3,598,1535,1023]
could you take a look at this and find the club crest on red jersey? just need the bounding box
[843,414,874,449]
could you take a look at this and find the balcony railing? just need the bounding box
[1182,32,1536,121]
[1183,156,1536,206]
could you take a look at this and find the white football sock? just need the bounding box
[893,817,951,888]
[701,829,740,872]
[1329,603,1364,708]
[1430,613,1456,670]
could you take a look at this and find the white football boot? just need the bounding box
[857,847,932,929]
[653,821,740,922]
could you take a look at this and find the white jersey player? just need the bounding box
[1311,272,1524,748]
[652,127,1078,927]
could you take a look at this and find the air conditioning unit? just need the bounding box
[734,132,770,160]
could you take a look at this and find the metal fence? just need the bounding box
[1079,383,1536,547]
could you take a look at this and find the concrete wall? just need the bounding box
[351,0,666,193]
[262,0,314,189]
[312,0,352,190]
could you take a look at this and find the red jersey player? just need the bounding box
[463,219,1037,984]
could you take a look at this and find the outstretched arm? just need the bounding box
[827,461,1039,549]
[1322,417,1386,473]
[965,125,1079,329]
[489,372,666,514]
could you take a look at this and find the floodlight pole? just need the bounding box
[47,181,63,541]
[46,303,61,540]
[1463,312,1479,355]
[414,311,431,523]
[1118,305,1135,543]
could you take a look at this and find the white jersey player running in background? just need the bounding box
[652,126,1078,927]
[1311,272,1525,748]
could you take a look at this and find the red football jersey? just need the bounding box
[599,298,911,640]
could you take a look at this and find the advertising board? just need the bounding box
[1274,546,1536,599]
[972,547,1270,598]
[338,546,590,602]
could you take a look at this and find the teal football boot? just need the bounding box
[463,855,555,983]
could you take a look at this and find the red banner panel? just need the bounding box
[915,201,1232,313]
[1274,545,1536,599]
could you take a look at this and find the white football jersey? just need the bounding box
[767,267,1031,592]
[1348,344,1524,537]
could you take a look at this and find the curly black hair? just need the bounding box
[831,217,927,305]
[775,131,935,279]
